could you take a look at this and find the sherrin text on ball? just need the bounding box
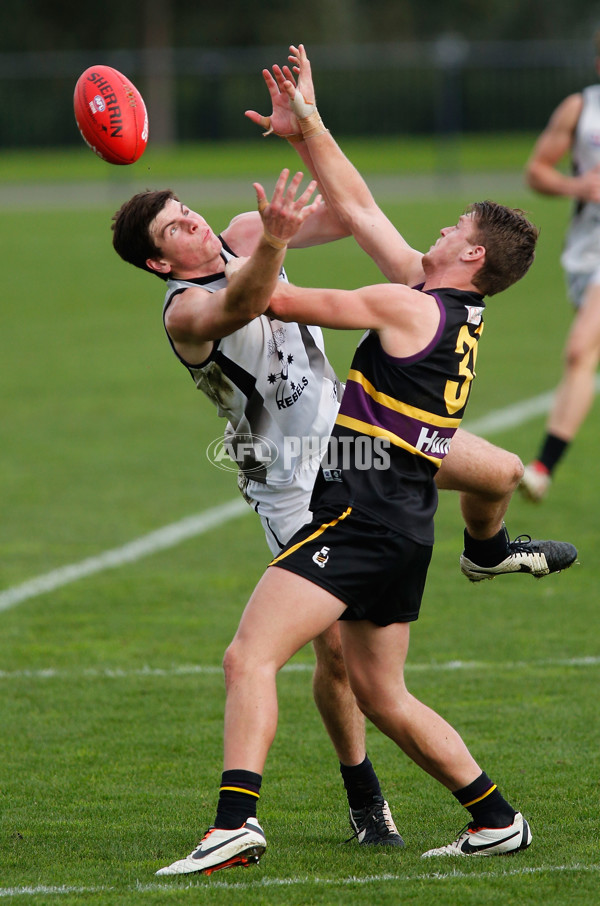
[73,64,148,165]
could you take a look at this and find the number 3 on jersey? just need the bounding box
[444,322,483,415]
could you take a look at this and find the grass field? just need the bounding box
[1,139,599,905]
[0,133,538,183]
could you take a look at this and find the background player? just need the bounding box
[520,32,600,501]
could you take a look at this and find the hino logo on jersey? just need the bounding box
[415,426,452,456]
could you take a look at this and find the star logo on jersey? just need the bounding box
[265,344,309,409]
[268,353,295,385]
[275,374,309,409]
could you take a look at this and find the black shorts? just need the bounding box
[268,505,432,626]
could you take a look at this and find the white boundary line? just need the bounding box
[1,863,598,897]
[0,655,598,682]
[2,379,599,615]
[0,498,249,614]
[468,374,600,436]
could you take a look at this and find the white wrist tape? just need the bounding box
[262,229,288,250]
[289,88,317,119]
[289,89,327,139]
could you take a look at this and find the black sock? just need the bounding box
[340,755,382,810]
[463,525,509,567]
[214,769,262,829]
[453,772,516,828]
[538,433,569,474]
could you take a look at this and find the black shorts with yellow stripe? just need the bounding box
[268,505,432,626]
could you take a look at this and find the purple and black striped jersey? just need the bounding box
[310,287,485,545]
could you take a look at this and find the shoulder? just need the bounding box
[163,283,210,332]
[364,282,429,306]
[221,211,262,256]
[357,282,435,323]
[549,92,584,130]
[374,285,442,357]
[578,85,600,117]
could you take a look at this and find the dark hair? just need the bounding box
[111,189,179,279]
[466,200,539,296]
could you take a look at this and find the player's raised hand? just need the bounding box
[285,44,317,111]
[245,65,301,139]
[254,169,322,247]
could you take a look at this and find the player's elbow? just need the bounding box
[267,302,294,322]
[339,203,376,236]
[523,165,537,191]
[225,281,273,323]
[267,286,295,322]
[524,160,550,194]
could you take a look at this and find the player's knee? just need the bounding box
[313,640,348,686]
[222,639,251,689]
[506,451,524,489]
[222,643,237,688]
[312,626,348,684]
[564,337,600,372]
[223,637,280,690]
[350,685,385,724]
[471,452,523,500]
[489,449,523,495]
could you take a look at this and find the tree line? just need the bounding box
[2,0,599,54]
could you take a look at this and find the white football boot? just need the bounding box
[156,818,266,876]
[422,812,532,857]
[519,462,551,503]
[460,529,577,582]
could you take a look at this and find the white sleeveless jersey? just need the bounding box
[163,239,342,488]
[561,84,600,273]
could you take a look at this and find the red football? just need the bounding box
[73,65,148,165]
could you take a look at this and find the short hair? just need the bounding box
[466,200,539,296]
[111,189,178,279]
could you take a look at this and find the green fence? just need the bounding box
[0,39,595,147]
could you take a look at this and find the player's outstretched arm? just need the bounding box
[269,277,441,359]
[244,65,350,247]
[165,170,321,356]
[282,44,424,287]
[525,93,600,202]
[214,168,322,331]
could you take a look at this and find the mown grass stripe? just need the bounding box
[2,376,599,616]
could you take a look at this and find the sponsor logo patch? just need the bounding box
[312,546,330,568]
